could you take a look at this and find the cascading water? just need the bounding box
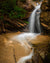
[17,49,34,63]
[29,4,41,33]
[11,2,42,63]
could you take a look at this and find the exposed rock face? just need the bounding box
[0,32,44,63]
[40,0,50,35]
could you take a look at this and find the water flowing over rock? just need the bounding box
[29,4,41,33]
[0,1,50,63]
[12,3,42,63]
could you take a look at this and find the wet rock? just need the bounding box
[33,53,43,63]
[0,36,15,63]
[40,0,50,35]
[0,33,33,63]
[30,35,50,62]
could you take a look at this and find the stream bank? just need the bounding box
[0,32,50,63]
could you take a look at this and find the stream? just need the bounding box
[10,3,42,63]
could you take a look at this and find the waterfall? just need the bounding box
[29,4,41,33]
[11,2,42,63]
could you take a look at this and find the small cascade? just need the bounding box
[17,49,34,63]
[29,4,41,33]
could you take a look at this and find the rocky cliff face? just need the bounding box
[40,0,50,35]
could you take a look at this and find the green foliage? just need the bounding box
[0,0,16,12]
[9,12,17,19]
[14,6,26,12]
[0,15,4,19]
[24,21,29,24]
[0,10,4,19]
[8,6,27,19]
[0,0,27,19]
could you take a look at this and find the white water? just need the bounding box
[11,3,42,63]
[29,4,41,33]
[12,33,40,50]
[17,49,34,63]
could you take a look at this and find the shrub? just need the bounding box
[9,6,27,19]
[0,0,27,19]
